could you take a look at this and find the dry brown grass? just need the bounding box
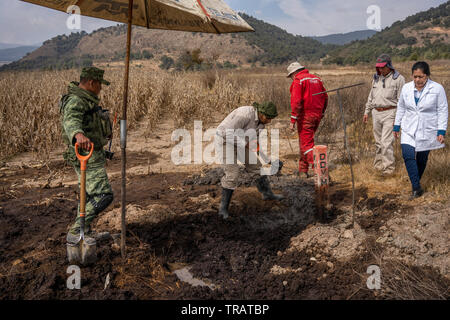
[0,67,290,160]
[366,246,450,300]
[0,70,75,160]
[323,64,449,202]
[0,62,448,199]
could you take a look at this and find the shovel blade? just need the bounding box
[81,238,97,265]
[67,243,82,264]
[67,239,97,265]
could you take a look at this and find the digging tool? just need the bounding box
[313,145,331,221]
[105,112,118,161]
[248,141,283,175]
[21,0,254,261]
[254,153,283,176]
[283,129,299,169]
[67,142,97,266]
[105,141,114,161]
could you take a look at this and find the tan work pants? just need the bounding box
[219,142,262,190]
[372,108,396,174]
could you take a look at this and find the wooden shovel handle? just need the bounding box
[79,169,87,215]
[75,142,93,215]
[75,142,94,171]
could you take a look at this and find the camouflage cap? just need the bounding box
[80,67,110,85]
[253,101,278,119]
[376,54,394,69]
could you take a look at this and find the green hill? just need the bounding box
[0,46,39,62]
[324,1,450,65]
[0,32,93,71]
[0,43,25,50]
[0,13,334,71]
[1,3,448,71]
[312,30,378,45]
[239,13,336,64]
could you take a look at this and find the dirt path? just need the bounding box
[0,118,448,300]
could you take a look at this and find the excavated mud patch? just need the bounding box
[1,163,448,300]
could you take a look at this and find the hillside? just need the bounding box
[238,14,336,65]
[2,3,448,71]
[312,30,378,45]
[0,46,39,62]
[324,1,450,65]
[0,14,332,71]
[0,43,24,50]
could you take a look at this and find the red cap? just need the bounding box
[376,62,388,68]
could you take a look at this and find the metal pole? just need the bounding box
[313,83,364,228]
[120,0,134,260]
[336,90,356,228]
[313,83,365,96]
[284,130,298,169]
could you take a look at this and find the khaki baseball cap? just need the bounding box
[286,62,305,78]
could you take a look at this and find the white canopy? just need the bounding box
[21,0,254,33]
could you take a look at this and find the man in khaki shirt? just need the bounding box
[216,102,284,220]
[364,54,405,175]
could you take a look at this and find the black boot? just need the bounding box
[410,187,424,200]
[256,176,284,201]
[219,188,234,219]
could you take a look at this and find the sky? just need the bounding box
[0,0,447,45]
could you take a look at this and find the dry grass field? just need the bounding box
[1,61,448,201]
[0,62,449,300]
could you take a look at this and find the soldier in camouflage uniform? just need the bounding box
[60,67,114,244]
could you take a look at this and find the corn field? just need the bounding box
[0,67,291,160]
[0,62,448,196]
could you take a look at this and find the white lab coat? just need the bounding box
[394,79,448,152]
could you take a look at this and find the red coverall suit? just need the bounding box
[290,69,328,173]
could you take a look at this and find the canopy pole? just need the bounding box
[121,0,134,260]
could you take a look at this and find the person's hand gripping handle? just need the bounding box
[75,142,94,239]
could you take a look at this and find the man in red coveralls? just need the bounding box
[288,62,328,178]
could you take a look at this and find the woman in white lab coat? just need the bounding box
[393,61,448,199]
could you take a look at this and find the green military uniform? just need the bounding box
[60,67,113,237]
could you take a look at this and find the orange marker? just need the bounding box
[313,145,329,221]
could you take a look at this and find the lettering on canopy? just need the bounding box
[151,6,207,28]
[37,0,71,7]
[206,7,240,21]
[153,15,206,28]
[93,0,139,16]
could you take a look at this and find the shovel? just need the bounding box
[105,112,118,161]
[67,142,97,266]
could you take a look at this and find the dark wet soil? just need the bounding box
[0,160,447,300]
